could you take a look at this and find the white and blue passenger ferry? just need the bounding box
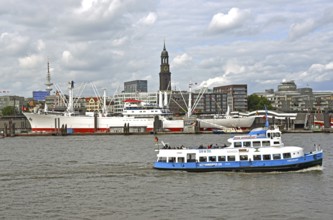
[153,126,323,172]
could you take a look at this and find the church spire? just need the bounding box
[159,41,171,91]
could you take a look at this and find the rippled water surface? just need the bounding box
[1,133,333,220]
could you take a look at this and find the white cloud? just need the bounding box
[199,76,230,88]
[172,53,192,66]
[78,0,98,12]
[74,0,125,21]
[111,50,125,57]
[289,19,316,40]
[36,39,45,51]
[1,0,333,96]
[19,54,43,69]
[112,37,127,46]
[223,61,245,76]
[0,32,29,55]
[306,61,333,82]
[294,61,333,84]
[309,62,333,72]
[208,7,251,32]
[62,50,73,64]
[137,12,157,26]
[0,32,9,39]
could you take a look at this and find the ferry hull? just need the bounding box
[153,152,323,172]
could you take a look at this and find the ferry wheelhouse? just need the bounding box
[153,126,323,172]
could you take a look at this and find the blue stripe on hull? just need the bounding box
[153,152,323,172]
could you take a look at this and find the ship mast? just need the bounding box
[187,82,192,118]
[102,89,107,116]
[66,81,74,115]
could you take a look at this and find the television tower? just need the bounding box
[45,61,53,94]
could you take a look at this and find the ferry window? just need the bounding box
[262,141,270,147]
[273,141,280,145]
[253,141,261,147]
[227,156,236,161]
[234,142,242,148]
[168,157,176,162]
[158,157,167,162]
[218,156,226,161]
[187,153,196,162]
[240,155,248,161]
[273,154,281,160]
[253,155,261,160]
[178,157,185,163]
[283,153,291,159]
[263,155,271,160]
[199,156,207,162]
[208,156,216,162]
[243,142,251,147]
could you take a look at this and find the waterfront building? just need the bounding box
[167,91,228,116]
[85,97,101,112]
[213,84,248,112]
[0,95,25,115]
[168,91,188,115]
[124,80,148,93]
[33,90,50,101]
[254,80,333,112]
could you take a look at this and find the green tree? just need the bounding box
[1,106,15,116]
[248,94,273,111]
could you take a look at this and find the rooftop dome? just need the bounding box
[278,80,297,92]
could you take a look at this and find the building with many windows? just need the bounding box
[124,80,148,93]
[0,95,25,115]
[168,90,229,116]
[33,91,50,101]
[85,97,101,112]
[213,84,248,112]
[254,80,333,112]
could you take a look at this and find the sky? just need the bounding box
[1,0,333,97]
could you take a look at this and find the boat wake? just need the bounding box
[294,165,323,173]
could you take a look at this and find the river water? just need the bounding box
[1,133,333,220]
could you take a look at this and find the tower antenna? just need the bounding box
[45,59,53,94]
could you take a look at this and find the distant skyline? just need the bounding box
[1,0,333,97]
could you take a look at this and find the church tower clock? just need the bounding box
[159,42,171,91]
